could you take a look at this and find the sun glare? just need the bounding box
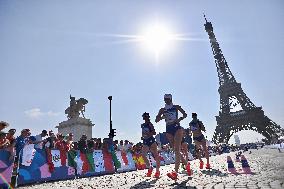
[97,21,201,63]
[140,24,173,54]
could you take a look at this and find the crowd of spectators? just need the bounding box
[0,121,146,161]
[0,120,270,163]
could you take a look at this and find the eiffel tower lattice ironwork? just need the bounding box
[204,15,283,144]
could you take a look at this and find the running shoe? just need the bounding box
[199,160,204,169]
[205,163,211,169]
[167,171,178,180]
[154,171,160,178]
[146,167,153,177]
[186,162,192,176]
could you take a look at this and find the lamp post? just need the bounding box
[108,96,116,138]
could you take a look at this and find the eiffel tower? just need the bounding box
[203,15,283,144]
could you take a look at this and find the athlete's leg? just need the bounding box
[173,128,183,173]
[201,140,210,165]
[166,133,174,150]
[181,142,189,162]
[142,145,151,168]
[195,141,203,162]
[150,142,160,172]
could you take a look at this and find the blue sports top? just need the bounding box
[141,122,155,139]
[189,120,202,131]
[164,106,178,125]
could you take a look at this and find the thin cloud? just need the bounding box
[25,108,60,119]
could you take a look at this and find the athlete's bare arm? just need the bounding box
[155,108,165,123]
[175,105,187,123]
[149,123,156,136]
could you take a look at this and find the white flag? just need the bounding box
[22,144,36,166]
[51,150,62,167]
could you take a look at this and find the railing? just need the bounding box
[0,146,176,188]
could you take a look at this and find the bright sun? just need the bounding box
[101,21,196,62]
[139,24,174,55]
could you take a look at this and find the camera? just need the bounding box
[108,96,112,100]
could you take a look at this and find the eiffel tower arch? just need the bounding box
[203,15,283,144]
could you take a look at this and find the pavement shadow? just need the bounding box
[129,178,158,189]
[201,169,228,177]
[170,177,194,188]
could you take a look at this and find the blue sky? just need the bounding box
[1,0,283,144]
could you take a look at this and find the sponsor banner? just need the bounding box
[0,150,13,188]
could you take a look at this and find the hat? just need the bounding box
[164,94,172,99]
[8,129,16,132]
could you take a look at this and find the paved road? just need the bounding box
[19,147,284,189]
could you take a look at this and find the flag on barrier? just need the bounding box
[15,148,175,186]
[132,153,146,170]
[21,144,36,166]
[51,150,61,167]
[93,150,105,173]
[102,150,115,173]
[116,151,136,172]
[67,150,77,168]
[110,151,121,169]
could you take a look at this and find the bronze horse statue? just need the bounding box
[65,97,88,119]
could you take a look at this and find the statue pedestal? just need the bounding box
[56,117,94,142]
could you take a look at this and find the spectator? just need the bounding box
[44,131,56,149]
[0,132,10,149]
[102,138,109,151]
[118,140,124,151]
[124,140,132,152]
[6,129,16,160]
[6,129,16,147]
[113,140,118,151]
[87,139,95,151]
[66,133,74,150]
[0,121,9,133]
[55,133,68,151]
[78,134,88,153]
[96,138,102,150]
[34,130,48,149]
[73,142,79,150]
[15,129,30,157]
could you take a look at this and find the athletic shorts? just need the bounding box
[166,123,182,136]
[193,134,205,142]
[143,136,156,147]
